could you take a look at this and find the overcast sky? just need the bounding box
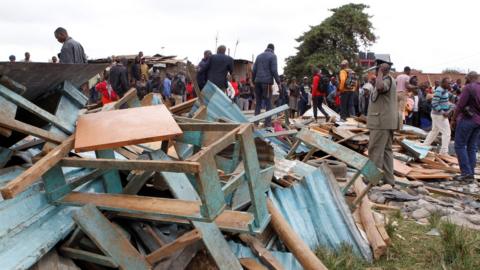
[1,0,478,73]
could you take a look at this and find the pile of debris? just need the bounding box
[0,62,478,270]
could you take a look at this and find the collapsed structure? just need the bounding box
[0,62,478,270]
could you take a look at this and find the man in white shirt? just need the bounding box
[395,66,415,122]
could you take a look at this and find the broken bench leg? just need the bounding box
[145,229,202,265]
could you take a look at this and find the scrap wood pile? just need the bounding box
[0,62,478,270]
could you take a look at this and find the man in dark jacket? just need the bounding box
[131,56,141,82]
[54,27,87,64]
[252,43,280,127]
[109,57,129,97]
[197,50,212,90]
[201,45,233,91]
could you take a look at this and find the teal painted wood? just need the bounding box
[151,150,243,270]
[400,139,431,160]
[191,152,225,220]
[177,131,203,147]
[238,126,270,232]
[42,165,71,201]
[296,128,383,185]
[0,174,104,270]
[0,84,74,134]
[0,147,13,168]
[0,166,24,188]
[95,150,123,193]
[60,247,119,268]
[72,204,150,270]
[248,104,289,123]
[60,81,88,108]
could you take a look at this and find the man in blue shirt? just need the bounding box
[163,74,172,98]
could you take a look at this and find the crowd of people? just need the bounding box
[5,27,479,185]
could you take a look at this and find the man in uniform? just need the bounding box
[367,58,401,186]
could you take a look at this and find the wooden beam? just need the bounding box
[248,104,289,123]
[0,116,67,144]
[72,204,150,270]
[0,135,74,199]
[60,158,200,174]
[60,247,118,268]
[267,199,328,270]
[145,229,202,264]
[0,84,74,134]
[239,234,284,270]
[178,122,239,131]
[169,98,198,114]
[115,208,254,233]
[260,130,298,138]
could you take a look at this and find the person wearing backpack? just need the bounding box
[311,68,329,122]
[451,71,480,182]
[338,60,357,120]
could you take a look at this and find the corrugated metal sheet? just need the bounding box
[0,168,104,270]
[228,241,303,270]
[269,160,373,261]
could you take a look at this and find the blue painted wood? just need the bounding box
[42,165,71,201]
[72,204,150,270]
[0,166,25,188]
[248,104,289,123]
[60,80,88,108]
[0,84,74,134]
[95,149,123,193]
[237,125,270,232]
[400,139,431,160]
[0,147,13,168]
[151,150,243,270]
[296,128,383,185]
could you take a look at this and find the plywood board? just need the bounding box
[74,105,183,152]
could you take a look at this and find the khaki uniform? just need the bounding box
[367,74,401,185]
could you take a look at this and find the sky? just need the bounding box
[1,0,479,74]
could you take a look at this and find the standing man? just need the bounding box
[252,43,281,127]
[23,52,31,62]
[109,57,129,97]
[201,45,233,91]
[395,66,416,123]
[359,75,374,116]
[452,71,480,182]
[131,56,141,82]
[367,59,400,186]
[311,68,329,122]
[51,56,58,63]
[338,60,356,120]
[8,55,16,63]
[140,58,149,80]
[54,27,87,64]
[421,78,452,155]
[163,73,172,102]
[197,50,212,90]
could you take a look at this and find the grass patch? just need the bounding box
[316,214,480,269]
[427,210,442,230]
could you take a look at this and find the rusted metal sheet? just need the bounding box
[0,62,108,100]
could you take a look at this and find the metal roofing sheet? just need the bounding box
[269,160,373,261]
[228,241,303,270]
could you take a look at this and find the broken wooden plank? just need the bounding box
[407,172,452,180]
[353,179,387,259]
[248,104,289,123]
[60,247,118,268]
[115,208,254,233]
[0,116,66,144]
[0,135,74,199]
[0,95,16,137]
[74,105,183,152]
[260,130,298,138]
[60,158,200,174]
[393,159,412,176]
[145,229,202,264]
[72,204,150,270]
[169,97,198,114]
[239,234,284,270]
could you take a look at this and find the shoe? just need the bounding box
[453,174,475,183]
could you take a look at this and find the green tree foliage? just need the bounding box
[284,3,375,78]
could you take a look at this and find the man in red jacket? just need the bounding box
[311,68,329,122]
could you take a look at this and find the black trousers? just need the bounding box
[313,96,328,120]
[340,91,355,119]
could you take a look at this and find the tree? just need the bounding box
[284,3,375,78]
[442,68,463,74]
